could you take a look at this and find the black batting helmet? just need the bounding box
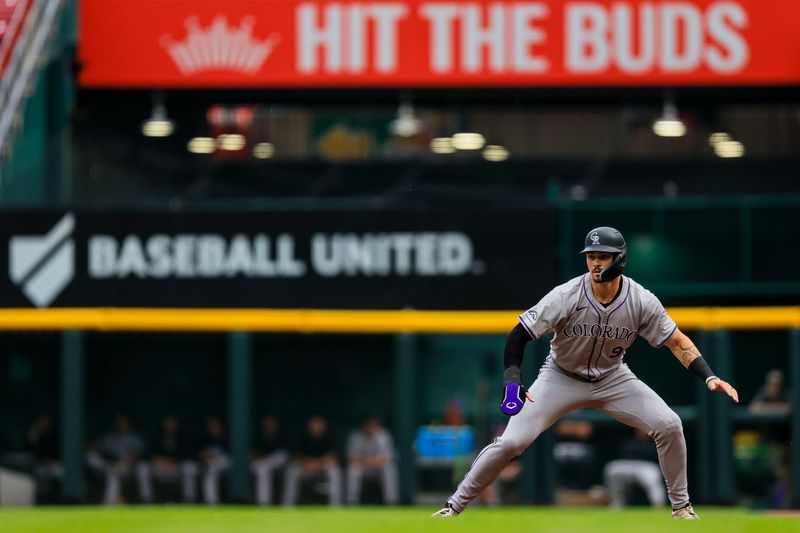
[580,227,627,282]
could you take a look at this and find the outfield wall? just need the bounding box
[1,317,797,506]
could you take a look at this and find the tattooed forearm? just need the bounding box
[672,344,701,368]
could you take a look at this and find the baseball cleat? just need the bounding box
[672,504,699,519]
[431,503,459,517]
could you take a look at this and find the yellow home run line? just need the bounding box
[0,307,798,333]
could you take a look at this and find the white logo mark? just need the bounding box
[161,16,281,75]
[590,232,600,245]
[9,213,75,307]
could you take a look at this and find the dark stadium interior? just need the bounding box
[68,89,800,205]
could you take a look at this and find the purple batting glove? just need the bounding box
[501,366,527,416]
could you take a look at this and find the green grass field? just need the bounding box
[2,506,799,533]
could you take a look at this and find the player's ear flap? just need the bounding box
[599,251,626,282]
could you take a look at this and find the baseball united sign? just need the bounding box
[0,210,554,309]
[79,0,800,87]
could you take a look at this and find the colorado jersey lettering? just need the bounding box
[518,274,676,381]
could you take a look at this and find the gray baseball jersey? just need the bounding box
[445,273,691,515]
[518,273,677,381]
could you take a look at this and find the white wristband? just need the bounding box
[705,376,719,384]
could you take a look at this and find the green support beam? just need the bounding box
[519,340,537,504]
[0,75,48,204]
[739,205,752,281]
[394,334,417,504]
[54,0,76,204]
[60,330,84,502]
[227,332,252,501]
[530,428,555,504]
[711,330,734,503]
[522,338,555,504]
[558,206,574,281]
[697,330,736,504]
[695,330,712,503]
[790,329,800,508]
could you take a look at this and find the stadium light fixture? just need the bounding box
[389,99,422,137]
[141,92,175,138]
[652,98,686,138]
[187,137,216,154]
[430,137,455,154]
[253,142,275,159]
[216,133,246,151]
[708,131,744,158]
[451,132,485,150]
[708,131,731,146]
[714,140,745,158]
[482,145,509,162]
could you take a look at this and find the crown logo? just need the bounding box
[161,16,281,75]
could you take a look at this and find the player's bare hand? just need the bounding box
[525,390,535,403]
[707,378,738,403]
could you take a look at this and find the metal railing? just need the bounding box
[0,0,65,163]
[0,306,798,332]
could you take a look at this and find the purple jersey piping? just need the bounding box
[657,324,678,348]
[592,278,631,377]
[581,275,603,380]
[517,316,538,340]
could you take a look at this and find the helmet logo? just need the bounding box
[590,232,600,245]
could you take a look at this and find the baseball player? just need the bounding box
[432,226,738,520]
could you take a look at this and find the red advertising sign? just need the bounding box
[0,0,31,77]
[78,0,800,88]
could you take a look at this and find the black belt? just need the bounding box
[553,362,610,383]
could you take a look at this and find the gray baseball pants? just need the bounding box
[447,362,689,512]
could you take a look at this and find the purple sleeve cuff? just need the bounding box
[657,324,678,348]
[517,317,538,340]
